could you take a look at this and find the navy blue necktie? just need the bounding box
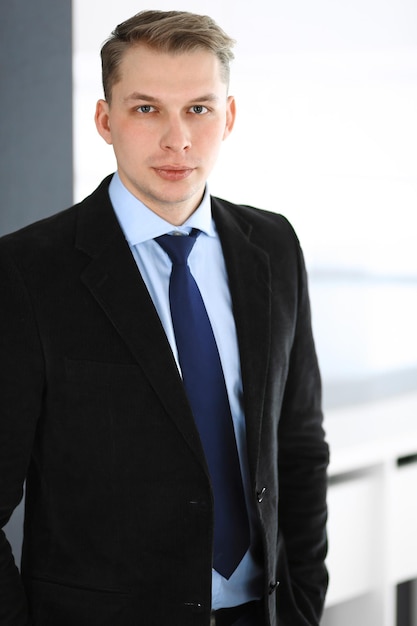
[155,230,249,579]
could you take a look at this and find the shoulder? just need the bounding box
[0,176,113,264]
[211,195,301,252]
[0,205,79,286]
[212,195,298,233]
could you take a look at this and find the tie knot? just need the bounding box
[155,230,200,266]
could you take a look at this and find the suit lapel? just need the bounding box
[212,197,271,478]
[75,179,204,461]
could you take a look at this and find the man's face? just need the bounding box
[95,44,236,224]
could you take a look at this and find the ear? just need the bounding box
[223,95,236,140]
[94,99,113,145]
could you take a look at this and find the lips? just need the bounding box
[153,166,194,182]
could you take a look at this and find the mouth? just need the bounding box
[153,166,195,182]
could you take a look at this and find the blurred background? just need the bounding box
[1,0,417,624]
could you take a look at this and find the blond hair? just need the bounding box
[100,10,236,102]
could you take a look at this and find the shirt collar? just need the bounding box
[108,172,215,245]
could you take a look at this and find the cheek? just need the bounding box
[111,123,150,154]
[198,123,225,152]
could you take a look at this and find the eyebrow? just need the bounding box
[124,92,221,104]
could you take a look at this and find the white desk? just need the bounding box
[322,390,417,625]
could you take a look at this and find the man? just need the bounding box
[0,10,329,626]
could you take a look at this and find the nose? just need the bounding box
[160,115,191,152]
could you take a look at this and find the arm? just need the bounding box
[277,242,329,625]
[0,245,44,625]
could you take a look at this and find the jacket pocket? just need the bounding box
[27,577,133,626]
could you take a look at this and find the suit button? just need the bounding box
[183,601,205,613]
[257,487,267,503]
[189,500,209,512]
[269,581,280,594]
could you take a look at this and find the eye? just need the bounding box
[190,105,208,115]
[137,105,156,113]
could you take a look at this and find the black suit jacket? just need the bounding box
[0,176,329,626]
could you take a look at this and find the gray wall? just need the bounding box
[1,0,73,565]
[0,0,73,236]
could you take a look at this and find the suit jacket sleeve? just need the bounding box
[0,244,42,625]
[277,231,329,625]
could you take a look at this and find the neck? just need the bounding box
[146,201,200,226]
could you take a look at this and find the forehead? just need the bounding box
[113,43,226,98]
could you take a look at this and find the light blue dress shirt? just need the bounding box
[108,172,263,609]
